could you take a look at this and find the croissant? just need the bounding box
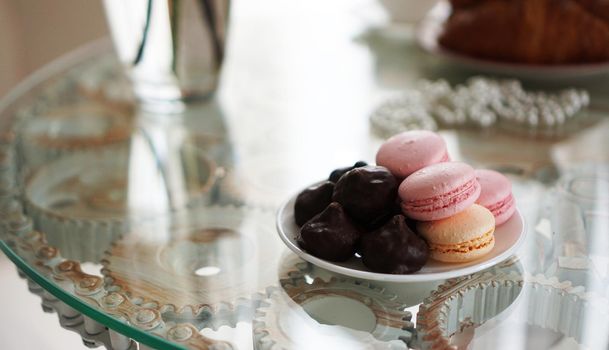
[439,0,609,64]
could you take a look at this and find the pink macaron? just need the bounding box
[376,130,449,178]
[475,169,516,226]
[399,162,481,221]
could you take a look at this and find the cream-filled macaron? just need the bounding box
[417,204,495,263]
[376,130,449,178]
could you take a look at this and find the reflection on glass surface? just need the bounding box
[448,273,609,350]
[101,205,284,322]
[102,0,230,103]
[253,276,413,349]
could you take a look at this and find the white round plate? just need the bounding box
[416,1,609,80]
[276,186,526,282]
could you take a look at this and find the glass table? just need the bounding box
[2,1,609,349]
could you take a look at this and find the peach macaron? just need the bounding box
[417,204,495,263]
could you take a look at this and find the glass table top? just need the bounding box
[2,1,609,349]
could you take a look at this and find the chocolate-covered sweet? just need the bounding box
[364,197,403,231]
[294,181,335,226]
[298,202,360,262]
[328,161,367,183]
[361,215,429,274]
[332,165,398,226]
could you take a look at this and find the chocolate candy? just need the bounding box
[332,165,398,226]
[361,215,429,274]
[328,161,367,183]
[294,181,334,226]
[364,198,403,231]
[298,202,360,262]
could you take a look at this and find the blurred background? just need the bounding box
[0,1,106,348]
[0,0,107,95]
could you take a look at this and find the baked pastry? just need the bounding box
[398,162,481,221]
[439,0,609,64]
[417,204,495,263]
[376,130,449,179]
[475,169,516,226]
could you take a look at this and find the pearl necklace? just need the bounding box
[370,77,589,138]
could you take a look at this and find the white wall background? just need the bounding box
[0,0,108,95]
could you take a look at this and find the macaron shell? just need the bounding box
[475,169,516,226]
[399,162,477,200]
[492,194,516,226]
[417,204,495,244]
[400,181,480,221]
[430,235,495,263]
[476,169,512,206]
[418,204,496,263]
[376,130,449,178]
[399,162,481,221]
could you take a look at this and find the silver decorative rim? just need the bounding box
[416,259,609,350]
[3,203,233,349]
[16,98,134,175]
[24,147,217,262]
[253,275,416,349]
[0,49,234,349]
[24,149,129,262]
